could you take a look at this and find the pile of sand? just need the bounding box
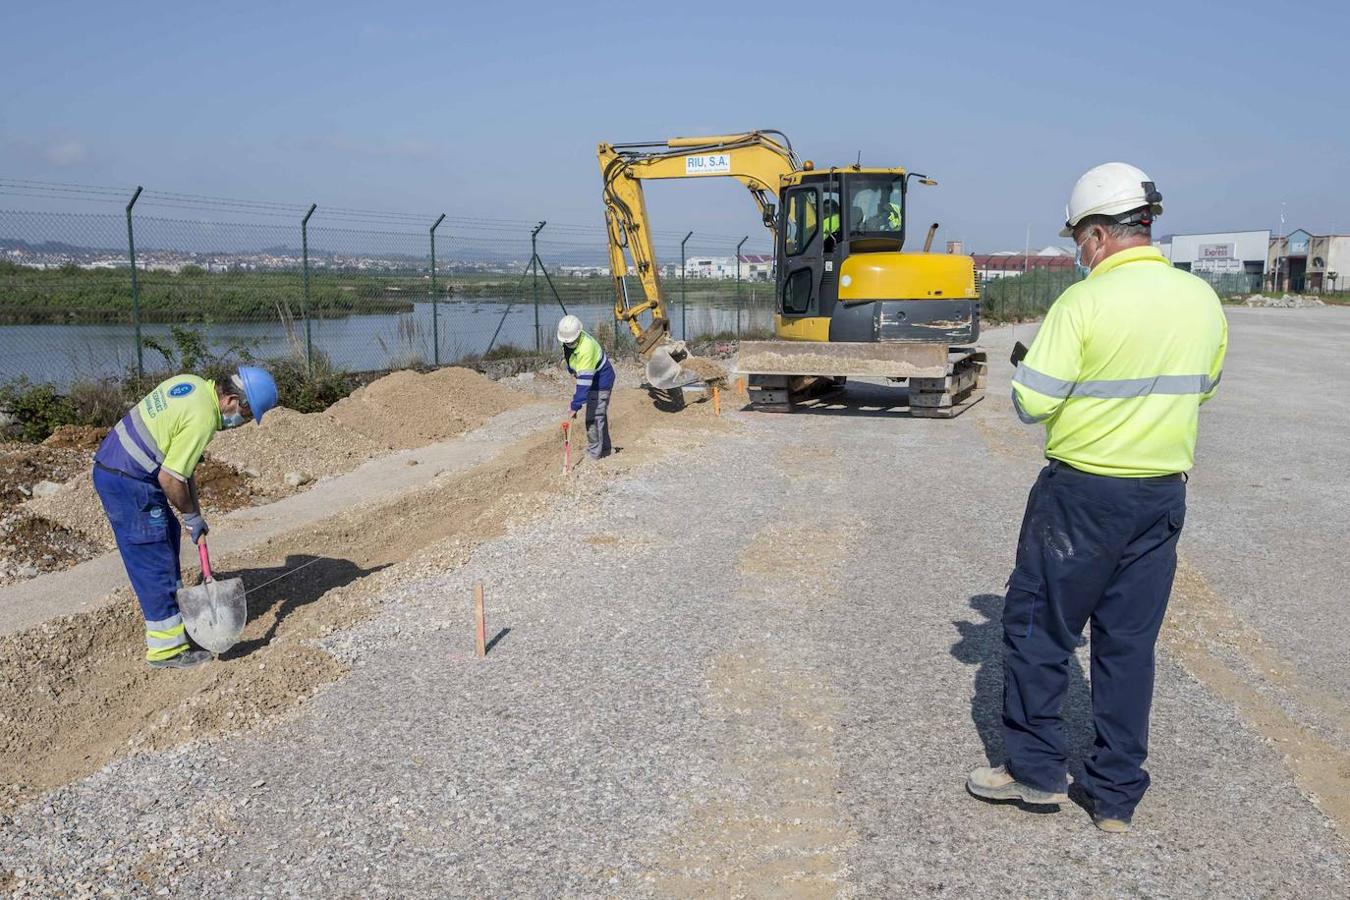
[328,367,531,450]
[209,407,384,487]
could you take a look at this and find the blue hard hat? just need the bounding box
[234,365,278,423]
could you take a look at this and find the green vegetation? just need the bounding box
[0,261,417,325]
[0,261,775,324]
[0,324,364,442]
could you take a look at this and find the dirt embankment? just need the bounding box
[0,386,728,810]
[4,367,530,583]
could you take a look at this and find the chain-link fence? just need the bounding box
[0,179,776,388]
[977,261,1277,325]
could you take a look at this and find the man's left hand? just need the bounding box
[182,511,209,544]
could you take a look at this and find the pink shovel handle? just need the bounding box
[197,540,214,582]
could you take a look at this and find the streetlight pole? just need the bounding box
[681,230,693,340]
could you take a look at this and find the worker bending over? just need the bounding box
[556,314,615,460]
[92,367,277,669]
[966,164,1227,833]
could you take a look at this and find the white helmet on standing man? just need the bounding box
[556,314,583,345]
[1060,162,1164,237]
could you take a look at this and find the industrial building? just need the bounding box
[1267,229,1350,293]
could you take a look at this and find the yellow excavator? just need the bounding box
[598,130,985,415]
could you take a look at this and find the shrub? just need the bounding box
[0,378,79,442]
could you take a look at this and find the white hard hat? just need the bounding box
[1060,162,1163,237]
[556,314,583,345]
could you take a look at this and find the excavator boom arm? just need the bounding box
[598,131,799,353]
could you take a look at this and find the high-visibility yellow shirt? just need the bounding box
[1011,245,1228,477]
[95,374,221,481]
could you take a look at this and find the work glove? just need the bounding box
[182,511,210,544]
[1010,341,1029,368]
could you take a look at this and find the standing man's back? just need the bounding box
[1013,244,1227,476]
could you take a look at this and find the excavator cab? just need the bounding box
[775,170,979,347]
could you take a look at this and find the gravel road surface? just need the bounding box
[2,310,1346,897]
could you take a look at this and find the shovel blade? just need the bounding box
[176,577,247,654]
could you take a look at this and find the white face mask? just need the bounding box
[1074,233,1102,278]
[221,412,246,429]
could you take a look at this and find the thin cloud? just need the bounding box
[45,140,89,167]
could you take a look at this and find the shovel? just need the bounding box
[176,539,247,654]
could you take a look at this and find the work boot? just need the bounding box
[149,649,212,670]
[967,764,1069,805]
[1092,814,1131,834]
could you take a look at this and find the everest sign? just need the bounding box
[686,153,732,175]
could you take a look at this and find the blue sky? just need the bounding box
[2,0,1347,256]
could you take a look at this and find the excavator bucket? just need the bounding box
[644,341,697,390]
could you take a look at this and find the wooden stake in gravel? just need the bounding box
[473,582,487,658]
[713,385,722,416]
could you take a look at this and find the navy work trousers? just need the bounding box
[1002,461,1186,821]
[92,464,186,659]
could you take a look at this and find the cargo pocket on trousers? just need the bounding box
[1002,569,1043,639]
[130,482,172,544]
[1168,504,1186,535]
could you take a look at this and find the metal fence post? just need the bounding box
[430,213,446,366]
[301,204,316,374]
[736,235,748,338]
[125,186,143,379]
[531,221,546,351]
[681,230,693,340]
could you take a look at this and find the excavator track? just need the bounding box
[739,344,986,417]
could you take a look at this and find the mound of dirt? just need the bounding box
[209,407,382,488]
[41,425,109,451]
[328,367,532,451]
[24,458,265,555]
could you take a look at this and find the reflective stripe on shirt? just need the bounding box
[1013,365,1222,400]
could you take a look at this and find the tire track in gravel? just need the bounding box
[1163,560,1350,839]
[645,484,860,896]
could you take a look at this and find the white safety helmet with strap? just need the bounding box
[1059,162,1164,237]
[556,314,583,345]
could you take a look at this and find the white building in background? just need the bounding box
[1157,231,1270,278]
[682,255,774,280]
